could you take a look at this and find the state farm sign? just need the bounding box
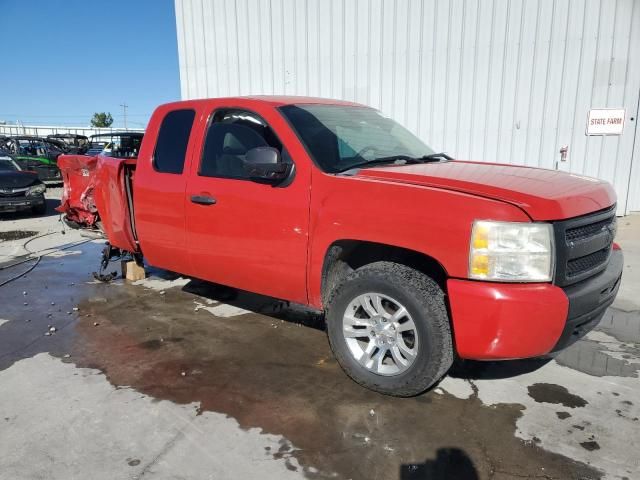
[586,108,625,135]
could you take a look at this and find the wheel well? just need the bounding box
[321,240,448,307]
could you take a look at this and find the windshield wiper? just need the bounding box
[421,152,453,161]
[338,153,452,173]
[337,155,420,172]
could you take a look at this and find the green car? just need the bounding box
[0,135,65,183]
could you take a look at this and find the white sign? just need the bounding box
[586,108,625,135]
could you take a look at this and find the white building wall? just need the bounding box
[175,0,640,215]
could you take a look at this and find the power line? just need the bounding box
[119,103,129,130]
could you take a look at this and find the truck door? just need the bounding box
[184,108,310,304]
[134,108,197,273]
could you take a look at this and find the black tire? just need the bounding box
[326,261,453,397]
[31,203,47,216]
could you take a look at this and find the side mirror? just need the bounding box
[243,147,290,184]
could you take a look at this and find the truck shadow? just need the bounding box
[175,271,552,381]
[43,198,60,217]
[448,357,553,380]
[400,448,479,480]
[180,275,326,331]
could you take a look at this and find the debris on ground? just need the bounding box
[352,433,371,444]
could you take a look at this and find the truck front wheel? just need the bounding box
[325,261,453,397]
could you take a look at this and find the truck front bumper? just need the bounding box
[447,248,623,360]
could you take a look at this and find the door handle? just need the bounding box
[190,194,217,205]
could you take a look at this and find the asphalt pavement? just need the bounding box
[0,189,638,480]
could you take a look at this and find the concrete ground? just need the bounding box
[0,189,638,480]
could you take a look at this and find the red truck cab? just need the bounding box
[58,96,623,396]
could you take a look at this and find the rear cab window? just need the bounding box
[153,109,196,174]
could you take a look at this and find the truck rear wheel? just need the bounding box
[325,261,453,397]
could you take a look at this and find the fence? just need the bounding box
[0,124,144,137]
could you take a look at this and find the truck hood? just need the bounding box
[356,161,616,220]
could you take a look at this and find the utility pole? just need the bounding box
[120,103,128,130]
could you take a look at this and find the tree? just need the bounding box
[90,112,114,128]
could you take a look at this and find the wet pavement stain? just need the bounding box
[0,243,105,372]
[0,245,604,480]
[138,337,184,350]
[553,306,640,379]
[556,411,572,420]
[0,230,39,242]
[555,337,640,378]
[580,441,601,451]
[597,307,640,344]
[527,383,588,408]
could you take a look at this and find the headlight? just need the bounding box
[27,184,46,196]
[469,220,554,282]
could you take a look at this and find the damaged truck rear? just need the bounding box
[57,96,623,396]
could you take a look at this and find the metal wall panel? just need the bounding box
[175,0,640,214]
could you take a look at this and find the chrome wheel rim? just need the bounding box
[342,293,419,376]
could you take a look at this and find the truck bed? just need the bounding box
[57,153,138,252]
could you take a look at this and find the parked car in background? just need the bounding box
[47,134,89,154]
[0,135,64,183]
[0,135,12,153]
[0,154,46,214]
[57,96,623,396]
[85,132,143,158]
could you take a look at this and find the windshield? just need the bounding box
[0,158,19,172]
[279,104,435,173]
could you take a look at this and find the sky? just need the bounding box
[0,0,180,129]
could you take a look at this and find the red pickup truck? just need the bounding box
[58,96,623,396]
